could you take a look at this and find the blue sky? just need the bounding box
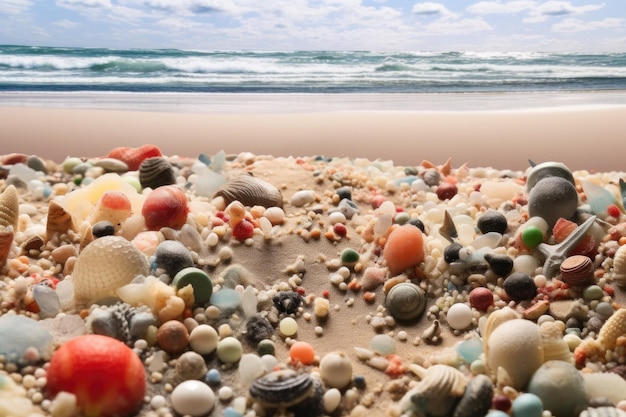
[1,1,624,51]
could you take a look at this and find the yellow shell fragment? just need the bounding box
[72,235,149,304]
[597,308,626,350]
[0,185,19,230]
[0,226,14,265]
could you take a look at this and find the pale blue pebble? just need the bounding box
[411,178,431,192]
[198,153,211,166]
[223,407,243,417]
[32,283,60,319]
[194,169,227,198]
[0,315,53,364]
[456,338,483,363]
[394,175,418,186]
[210,288,241,315]
[210,150,226,173]
[512,393,543,417]
[205,368,221,385]
[595,301,614,319]
[486,411,510,417]
[370,334,395,356]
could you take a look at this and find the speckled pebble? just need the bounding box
[156,320,189,354]
[176,351,208,380]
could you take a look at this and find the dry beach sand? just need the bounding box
[2,93,626,417]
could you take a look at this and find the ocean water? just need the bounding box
[2,45,626,94]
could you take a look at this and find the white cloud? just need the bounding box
[524,1,605,23]
[412,2,460,19]
[466,1,536,15]
[552,17,622,32]
[0,0,33,14]
[57,0,112,8]
[53,19,81,28]
[425,17,492,34]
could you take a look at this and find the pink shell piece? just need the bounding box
[106,144,162,171]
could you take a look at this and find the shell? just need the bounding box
[481,306,520,360]
[540,321,573,363]
[0,226,14,265]
[46,200,76,240]
[72,235,149,304]
[526,161,574,192]
[214,174,283,208]
[452,374,494,417]
[106,144,162,171]
[560,255,595,286]
[249,369,315,408]
[384,282,427,322]
[611,244,626,287]
[0,185,19,229]
[401,364,467,417]
[580,407,626,417]
[597,308,626,350]
[138,156,176,190]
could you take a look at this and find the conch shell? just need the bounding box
[400,364,467,417]
[0,185,19,229]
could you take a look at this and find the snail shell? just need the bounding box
[72,235,149,305]
[540,321,573,364]
[384,282,427,322]
[0,226,14,265]
[249,369,314,408]
[214,174,283,208]
[0,185,19,230]
[560,255,595,286]
[46,200,76,241]
[597,308,626,350]
[611,244,626,287]
[138,157,176,190]
[401,364,467,417]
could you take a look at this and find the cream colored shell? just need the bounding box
[73,235,149,304]
[0,226,14,265]
[540,321,573,363]
[597,308,626,350]
[0,185,19,230]
[612,244,626,287]
[401,364,467,417]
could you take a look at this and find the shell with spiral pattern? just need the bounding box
[0,185,19,230]
[46,200,76,241]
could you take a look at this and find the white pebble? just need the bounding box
[328,211,347,225]
[50,392,78,417]
[290,189,315,207]
[218,385,234,401]
[189,324,219,355]
[150,395,167,409]
[323,388,342,413]
[264,206,285,224]
[170,380,216,417]
[446,303,473,330]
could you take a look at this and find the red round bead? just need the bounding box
[232,219,254,241]
[436,182,458,201]
[608,204,621,218]
[469,287,494,311]
[492,394,512,412]
[333,223,347,237]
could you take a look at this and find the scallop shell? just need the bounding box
[597,308,626,350]
[401,364,467,417]
[0,226,14,265]
[560,255,595,286]
[46,200,76,240]
[214,174,283,208]
[611,244,626,287]
[249,369,314,408]
[138,156,176,190]
[384,282,427,322]
[0,185,19,229]
[72,235,149,304]
[540,321,573,363]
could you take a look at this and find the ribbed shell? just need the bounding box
[72,235,149,304]
[0,226,14,265]
[46,200,76,240]
[249,370,314,407]
[402,364,467,417]
[580,407,626,417]
[612,244,626,287]
[560,255,595,286]
[214,175,283,208]
[0,185,19,229]
[540,321,573,363]
[597,308,626,350]
[138,156,176,190]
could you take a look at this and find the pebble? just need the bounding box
[370,334,395,355]
[156,320,189,354]
[527,360,588,417]
[205,368,221,385]
[176,351,208,380]
[444,242,463,263]
[469,287,494,311]
[477,210,508,234]
[323,388,342,413]
[238,353,265,387]
[332,198,360,219]
[511,393,543,417]
[172,266,213,305]
[216,336,243,364]
[446,303,473,330]
[528,176,579,230]
[155,240,194,278]
[290,189,316,207]
[503,272,537,302]
[170,380,216,417]
[279,317,298,337]
[320,351,353,389]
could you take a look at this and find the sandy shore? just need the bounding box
[1,94,626,171]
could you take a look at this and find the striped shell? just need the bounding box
[402,364,467,417]
[612,244,626,287]
[597,308,626,350]
[46,200,76,241]
[560,255,595,286]
[138,156,176,190]
[249,369,314,408]
[0,226,14,265]
[0,185,19,229]
[72,235,149,304]
[214,174,283,208]
[385,282,427,321]
[540,321,573,363]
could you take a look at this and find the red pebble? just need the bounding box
[553,217,597,258]
[371,195,386,209]
[46,335,146,417]
[100,190,132,211]
[232,219,255,241]
[469,287,494,311]
[141,185,189,231]
[436,182,458,201]
[384,354,406,378]
[492,393,512,412]
[106,144,162,171]
[608,204,621,218]
[333,223,347,237]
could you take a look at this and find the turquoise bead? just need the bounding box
[172,267,213,305]
[456,338,483,363]
[512,393,543,417]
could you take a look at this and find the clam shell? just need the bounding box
[0,226,14,265]
[214,174,283,208]
[72,235,149,304]
[139,156,176,190]
[0,185,19,229]
[560,255,595,286]
[249,369,314,408]
[46,200,76,240]
[611,244,626,287]
[402,364,467,417]
[385,282,427,322]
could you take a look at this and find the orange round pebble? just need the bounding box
[156,320,190,354]
[290,341,316,365]
[383,224,425,275]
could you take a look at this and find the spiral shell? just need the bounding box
[72,235,149,304]
[540,321,573,363]
[611,244,626,287]
[46,200,76,241]
[560,255,595,287]
[214,174,283,208]
[138,156,176,190]
[0,185,19,229]
[597,308,626,350]
[401,364,467,417]
[384,282,427,321]
[0,226,14,265]
[249,369,315,408]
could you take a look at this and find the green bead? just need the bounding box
[216,336,243,364]
[172,267,213,305]
[341,248,359,267]
[394,212,410,225]
[522,226,544,249]
[257,339,275,356]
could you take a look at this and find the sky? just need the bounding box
[0,0,625,52]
